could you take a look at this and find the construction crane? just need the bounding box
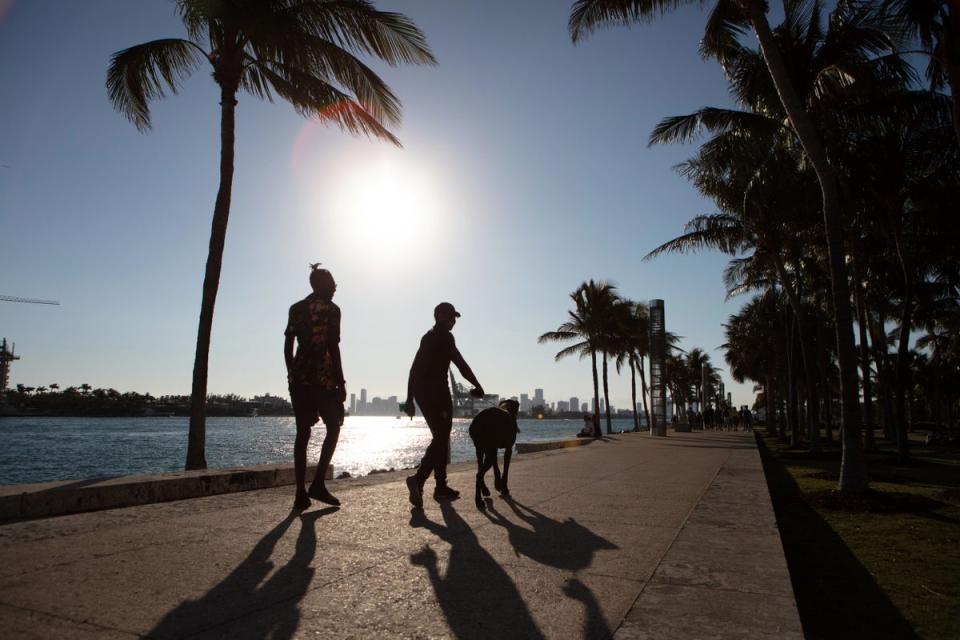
[0,338,19,394]
[0,295,59,305]
[1,295,60,394]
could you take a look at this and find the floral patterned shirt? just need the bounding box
[285,294,343,391]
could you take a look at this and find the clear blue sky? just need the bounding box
[1,0,757,409]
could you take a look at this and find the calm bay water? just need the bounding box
[0,415,640,485]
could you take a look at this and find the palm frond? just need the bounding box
[241,60,274,101]
[644,213,745,260]
[700,0,748,62]
[106,39,205,131]
[300,0,436,66]
[554,341,591,362]
[287,34,402,125]
[723,256,770,298]
[648,107,779,146]
[256,61,399,145]
[569,0,695,43]
[175,0,216,42]
[538,330,580,344]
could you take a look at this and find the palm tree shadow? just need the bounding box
[408,503,545,639]
[147,506,339,640]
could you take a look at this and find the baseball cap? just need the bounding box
[434,302,461,318]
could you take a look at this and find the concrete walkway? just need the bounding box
[0,430,801,639]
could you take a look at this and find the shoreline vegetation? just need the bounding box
[758,427,960,639]
[0,387,292,418]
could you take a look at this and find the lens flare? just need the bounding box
[291,116,447,273]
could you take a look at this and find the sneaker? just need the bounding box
[293,493,311,510]
[406,475,423,508]
[433,485,460,501]
[307,485,341,507]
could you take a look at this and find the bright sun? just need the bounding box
[325,157,442,269]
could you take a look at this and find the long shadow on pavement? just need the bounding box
[410,498,620,639]
[484,498,618,638]
[757,437,920,640]
[485,498,618,572]
[409,502,545,639]
[146,507,338,640]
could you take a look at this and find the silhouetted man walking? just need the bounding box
[405,302,484,507]
[285,264,346,510]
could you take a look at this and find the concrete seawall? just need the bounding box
[2,436,602,521]
[515,437,596,453]
[0,463,333,522]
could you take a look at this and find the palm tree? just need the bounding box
[891,0,960,146]
[108,0,435,469]
[594,285,623,434]
[569,0,878,492]
[723,291,782,432]
[539,280,618,437]
[685,348,712,415]
[614,300,652,431]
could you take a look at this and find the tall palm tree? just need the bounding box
[614,300,652,431]
[569,0,879,492]
[108,0,435,469]
[539,280,618,437]
[685,348,712,414]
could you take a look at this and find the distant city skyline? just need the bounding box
[347,383,635,416]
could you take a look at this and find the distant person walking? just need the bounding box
[404,302,484,507]
[284,264,346,510]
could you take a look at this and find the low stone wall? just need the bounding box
[515,437,595,453]
[0,463,332,522]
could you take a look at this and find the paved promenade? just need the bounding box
[0,430,801,639]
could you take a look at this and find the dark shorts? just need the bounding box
[290,385,344,431]
[414,388,453,432]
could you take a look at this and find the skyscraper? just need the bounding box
[349,393,356,414]
[570,397,578,414]
[520,393,531,413]
[534,388,544,407]
[359,388,367,415]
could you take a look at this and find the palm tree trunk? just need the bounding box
[639,355,652,429]
[870,313,896,443]
[187,86,237,470]
[630,360,639,431]
[947,55,960,149]
[771,256,820,451]
[602,352,612,434]
[787,316,801,447]
[894,297,913,463]
[591,348,601,437]
[747,2,866,491]
[765,374,776,434]
[852,254,876,450]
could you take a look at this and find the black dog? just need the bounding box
[469,399,520,511]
